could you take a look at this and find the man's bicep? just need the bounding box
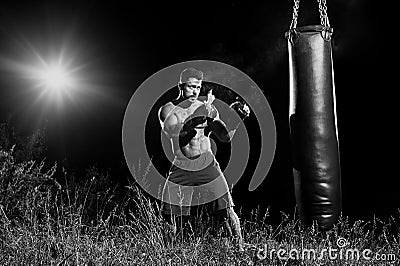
[159,103,174,122]
[163,113,179,134]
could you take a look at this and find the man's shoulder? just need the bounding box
[161,102,175,109]
[159,102,176,122]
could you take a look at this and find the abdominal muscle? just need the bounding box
[172,128,211,159]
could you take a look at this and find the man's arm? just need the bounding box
[159,103,178,136]
[158,102,174,123]
[204,107,233,143]
[206,102,250,143]
[206,119,232,143]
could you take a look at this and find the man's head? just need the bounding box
[178,67,203,102]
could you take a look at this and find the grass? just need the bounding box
[1,151,399,265]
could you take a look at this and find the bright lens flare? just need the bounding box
[0,30,115,128]
[0,35,114,119]
[1,44,86,108]
[38,63,74,92]
[24,53,82,108]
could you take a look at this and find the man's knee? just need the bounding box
[162,212,191,230]
[162,212,174,225]
[218,207,237,221]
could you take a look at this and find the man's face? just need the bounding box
[182,78,202,102]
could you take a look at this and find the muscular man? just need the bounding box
[158,67,249,250]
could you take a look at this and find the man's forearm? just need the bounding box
[179,116,206,147]
[179,128,196,147]
[207,119,233,143]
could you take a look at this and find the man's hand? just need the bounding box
[188,94,218,127]
[204,91,215,112]
[183,115,207,131]
[229,101,250,120]
[220,100,250,140]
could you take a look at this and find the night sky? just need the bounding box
[0,0,397,222]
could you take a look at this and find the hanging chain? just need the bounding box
[318,0,330,28]
[289,0,300,29]
[290,0,330,29]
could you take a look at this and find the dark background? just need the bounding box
[0,0,397,222]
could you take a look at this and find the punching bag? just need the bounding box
[286,0,341,230]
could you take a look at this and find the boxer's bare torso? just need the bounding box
[160,100,212,159]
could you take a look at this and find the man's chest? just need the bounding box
[173,102,203,124]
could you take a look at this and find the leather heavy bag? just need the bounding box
[287,25,341,230]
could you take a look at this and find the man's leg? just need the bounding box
[163,213,193,242]
[161,176,194,244]
[199,170,244,250]
[219,207,244,251]
[162,212,177,246]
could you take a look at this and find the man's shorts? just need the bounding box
[161,151,234,216]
